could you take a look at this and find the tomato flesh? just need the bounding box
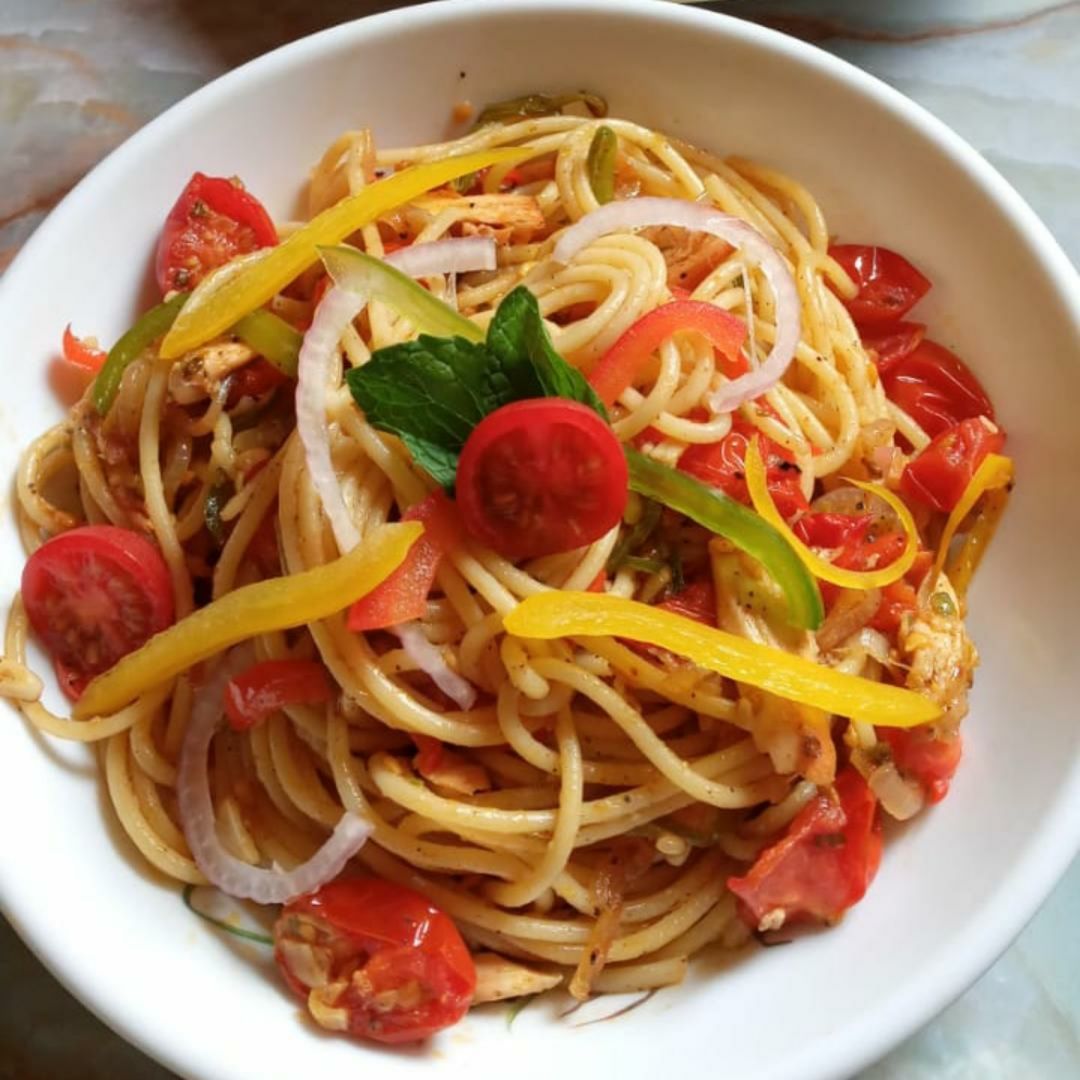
[274,878,475,1044]
[21,526,174,700]
[155,172,277,294]
[678,420,808,520]
[455,398,628,560]
[859,321,925,375]
[884,339,996,439]
[656,579,717,627]
[901,417,1006,513]
[223,659,332,731]
[226,358,288,407]
[829,244,931,324]
[348,491,462,632]
[728,767,882,928]
[879,726,962,804]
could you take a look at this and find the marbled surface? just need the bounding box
[1,1,1077,1078]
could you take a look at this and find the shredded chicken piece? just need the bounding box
[641,225,732,292]
[417,748,491,797]
[471,954,562,1003]
[416,192,546,242]
[168,341,258,405]
[745,691,836,787]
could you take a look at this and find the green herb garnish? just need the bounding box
[182,884,273,946]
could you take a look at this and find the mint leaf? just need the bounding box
[398,436,461,490]
[487,287,608,419]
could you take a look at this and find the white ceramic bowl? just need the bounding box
[1,2,1078,1078]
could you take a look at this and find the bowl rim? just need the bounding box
[1,3,1078,1080]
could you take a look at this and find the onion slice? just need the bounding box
[296,237,497,555]
[177,650,373,904]
[551,197,800,413]
[395,620,477,710]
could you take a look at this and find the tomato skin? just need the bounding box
[678,421,808,520]
[589,301,747,408]
[901,417,1006,513]
[275,878,476,1044]
[829,244,931,324]
[728,767,882,928]
[884,340,996,439]
[223,659,332,731]
[656,579,717,627]
[226,358,288,407]
[793,512,872,550]
[859,321,925,375]
[348,491,463,631]
[155,172,277,294]
[455,399,628,560]
[62,324,106,373]
[21,526,174,700]
[879,726,962,804]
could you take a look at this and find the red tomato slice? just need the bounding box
[859,321,925,375]
[884,339,996,439]
[589,301,747,408]
[155,172,277,294]
[829,244,931,324]
[678,420,808,520]
[456,399,628,560]
[348,491,463,632]
[21,525,174,700]
[792,512,873,550]
[901,417,1006,513]
[878,726,962,804]
[728,767,883,929]
[223,659,332,731]
[655,579,717,627]
[274,878,475,1044]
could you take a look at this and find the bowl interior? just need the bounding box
[1,4,1078,1080]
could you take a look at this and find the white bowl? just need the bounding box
[1,2,1078,1078]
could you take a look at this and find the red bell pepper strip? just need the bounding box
[224,659,333,731]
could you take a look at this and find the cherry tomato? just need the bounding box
[21,526,174,700]
[829,244,931,324]
[793,512,872,550]
[223,659,332,731]
[901,417,1006,513]
[155,172,277,294]
[678,420,808,520]
[226,358,288,408]
[348,491,463,632]
[728,767,883,928]
[589,301,747,408]
[884,339,996,439]
[656,579,716,627]
[274,878,476,1044]
[859,321,925,375]
[878,726,962,804]
[455,399,628,560]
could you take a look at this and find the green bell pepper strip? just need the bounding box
[232,308,303,377]
[91,291,189,414]
[475,90,607,127]
[624,447,824,631]
[586,125,618,205]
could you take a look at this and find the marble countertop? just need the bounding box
[1,1,1077,1077]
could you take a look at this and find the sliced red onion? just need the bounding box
[296,237,496,554]
[551,197,800,413]
[177,651,372,904]
[395,620,477,710]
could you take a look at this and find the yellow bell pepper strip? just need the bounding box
[625,448,823,631]
[933,452,1014,582]
[504,591,940,728]
[159,148,529,360]
[73,522,422,720]
[746,437,919,589]
[946,486,1010,601]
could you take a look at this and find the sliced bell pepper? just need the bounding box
[503,591,940,727]
[159,149,527,359]
[586,125,618,205]
[224,659,332,731]
[62,325,107,373]
[745,437,919,590]
[347,491,462,631]
[591,301,747,408]
[232,307,303,377]
[92,291,189,414]
[625,448,823,631]
[933,452,1014,582]
[73,521,422,719]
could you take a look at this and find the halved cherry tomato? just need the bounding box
[859,321,925,375]
[226,357,289,407]
[223,659,332,731]
[21,525,174,700]
[656,579,716,627]
[456,399,628,560]
[884,339,996,439]
[589,301,747,408]
[901,417,1006,513]
[155,172,277,294]
[878,726,962,804]
[829,244,931,324]
[348,491,463,632]
[678,420,808,521]
[728,767,882,928]
[274,878,475,1044]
